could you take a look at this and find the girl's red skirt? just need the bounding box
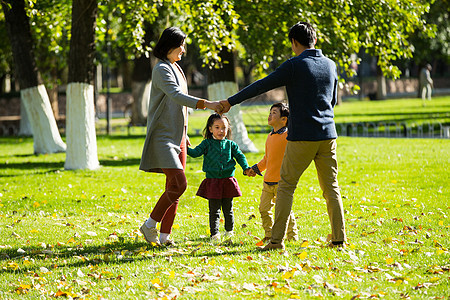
[196,177,242,199]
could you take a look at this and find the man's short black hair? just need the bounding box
[288,22,316,48]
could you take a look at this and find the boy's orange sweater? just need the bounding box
[257,129,288,183]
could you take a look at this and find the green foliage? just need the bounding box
[349,0,435,79]
[234,0,298,77]
[232,0,434,81]
[410,0,450,65]
[176,0,242,68]
[0,8,12,77]
[26,0,71,88]
[0,0,440,91]
[95,0,165,64]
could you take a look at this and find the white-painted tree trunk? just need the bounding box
[18,99,33,136]
[131,80,151,124]
[65,82,100,170]
[20,85,66,153]
[207,81,258,153]
[376,75,387,100]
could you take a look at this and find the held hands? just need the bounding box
[204,100,231,115]
[204,100,224,114]
[219,100,231,114]
[244,168,256,177]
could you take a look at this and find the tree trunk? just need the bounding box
[22,85,66,153]
[130,53,152,125]
[242,64,254,87]
[65,0,99,170]
[207,48,257,153]
[18,100,32,137]
[2,0,65,153]
[47,84,59,119]
[375,63,386,100]
[130,81,151,125]
[46,58,60,119]
[130,24,155,125]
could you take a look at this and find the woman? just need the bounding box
[139,27,221,246]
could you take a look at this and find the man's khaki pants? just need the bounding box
[271,139,346,244]
[259,182,298,240]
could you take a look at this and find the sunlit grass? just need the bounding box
[0,124,449,298]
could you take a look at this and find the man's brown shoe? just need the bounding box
[259,241,285,251]
[327,241,345,249]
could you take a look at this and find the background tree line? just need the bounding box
[0,0,447,169]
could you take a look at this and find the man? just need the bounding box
[219,22,346,250]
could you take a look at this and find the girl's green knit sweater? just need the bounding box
[187,139,250,178]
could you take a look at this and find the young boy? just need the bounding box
[250,103,298,242]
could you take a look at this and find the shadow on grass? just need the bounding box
[99,158,140,167]
[0,153,37,159]
[0,239,260,274]
[0,161,64,171]
[1,158,140,171]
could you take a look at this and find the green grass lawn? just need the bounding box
[102,96,450,137]
[0,129,449,299]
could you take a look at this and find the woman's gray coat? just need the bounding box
[139,60,200,173]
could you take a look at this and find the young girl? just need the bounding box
[188,114,253,241]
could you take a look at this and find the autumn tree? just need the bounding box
[64,0,99,170]
[234,0,434,100]
[1,0,66,153]
[29,0,71,118]
[177,0,257,152]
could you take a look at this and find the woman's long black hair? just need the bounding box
[153,27,186,60]
[203,113,232,140]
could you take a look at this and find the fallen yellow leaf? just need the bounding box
[298,251,307,260]
[282,271,294,280]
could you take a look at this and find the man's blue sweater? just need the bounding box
[228,49,338,141]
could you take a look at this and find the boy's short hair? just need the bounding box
[271,102,289,125]
[288,22,316,48]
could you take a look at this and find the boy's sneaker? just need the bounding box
[139,225,160,246]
